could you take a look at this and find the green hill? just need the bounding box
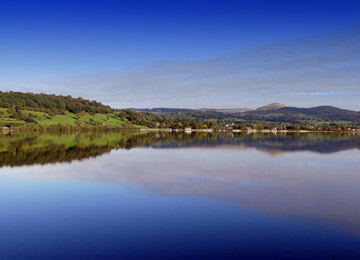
[0,92,207,129]
[244,106,360,123]
[256,103,286,111]
[132,105,360,125]
[0,91,112,114]
[0,92,144,128]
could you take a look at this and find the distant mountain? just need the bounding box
[131,108,192,113]
[132,104,360,123]
[199,108,253,113]
[244,106,360,122]
[257,103,287,111]
[133,107,254,114]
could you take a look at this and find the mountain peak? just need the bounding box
[257,103,286,111]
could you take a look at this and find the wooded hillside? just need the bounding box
[0,91,112,114]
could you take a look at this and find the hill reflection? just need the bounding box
[0,132,359,167]
[1,132,360,237]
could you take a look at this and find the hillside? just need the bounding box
[256,103,287,111]
[0,92,144,128]
[0,107,141,128]
[199,108,254,113]
[0,91,112,114]
[244,106,360,123]
[0,92,207,129]
[132,104,360,125]
[131,108,192,113]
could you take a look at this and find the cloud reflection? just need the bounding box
[2,143,360,236]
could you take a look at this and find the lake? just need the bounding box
[0,132,359,260]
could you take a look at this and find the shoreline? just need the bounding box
[2,126,360,134]
[139,128,360,134]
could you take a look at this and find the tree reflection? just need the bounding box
[0,132,359,167]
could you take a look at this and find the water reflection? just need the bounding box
[1,132,360,259]
[0,132,359,167]
[1,132,360,238]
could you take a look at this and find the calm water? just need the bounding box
[0,132,359,260]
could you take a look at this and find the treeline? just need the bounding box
[141,106,360,126]
[0,91,112,115]
[2,122,137,133]
[116,110,360,131]
[229,122,360,132]
[0,92,215,129]
[116,109,213,129]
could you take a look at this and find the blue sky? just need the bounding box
[1,0,360,109]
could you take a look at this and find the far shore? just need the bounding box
[2,126,360,134]
[139,128,360,134]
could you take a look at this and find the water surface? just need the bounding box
[0,132,359,259]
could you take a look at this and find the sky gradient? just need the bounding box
[1,0,360,109]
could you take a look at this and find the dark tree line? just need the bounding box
[116,109,211,129]
[0,91,112,114]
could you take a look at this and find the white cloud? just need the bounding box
[1,26,359,110]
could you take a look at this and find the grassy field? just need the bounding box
[0,108,10,118]
[0,107,26,126]
[0,108,145,128]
